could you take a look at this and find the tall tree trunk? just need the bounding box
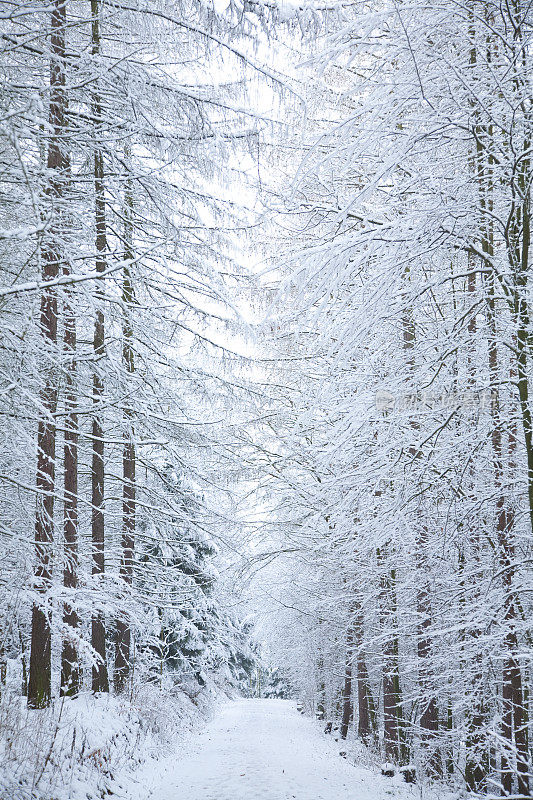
[357,654,375,744]
[487,284,529,796]
[505,0,533,538]
[508,345,530,796]
[479,78,529,789]
[90,0,109,694]
[401,289,439,763]
[60,271,80,696]
[463,11,490,787]
[339,615,354,740]
[0,637,6,692]
[463,257,489,793]
[316,650,326,721]
[353,602,374,744]
[500,7,531,789]
[415,522,439,775]
[380,559,402,762]
[28,0,68,710]
[115,160,135,694]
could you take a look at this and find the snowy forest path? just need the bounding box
[145,698,408,800]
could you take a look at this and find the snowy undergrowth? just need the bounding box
[307,715,462,800]
[0,683,218,800]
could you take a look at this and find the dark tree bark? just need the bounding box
[488,336,529,795]
[415,523,439,775]
[0,638,6,690]
[503,0,533,538]
[60,273,80,696]
[380,562,403,763]
[508,351,530,797]
[28,0,68,710]
[463,12,490,789]
[339,618,354,740]
[351,602,375,744]
[500,6,532,785]
[115,162,135,694]
[498,3,531,790]
[477,55,530,786]
[357,655,374,744]
[316,639,326,721]
[401,294,439,761]
[90,0,109,694]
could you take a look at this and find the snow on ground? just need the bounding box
[0,685,214,800]
[130,699,426,800]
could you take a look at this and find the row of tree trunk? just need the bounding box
[28,0,136,707]
[317,4,532,793]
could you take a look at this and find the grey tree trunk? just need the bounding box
[60,268,80,696]
[28,0,68,710]
[401,292,439,763]
[380,560,403,762]
[90,0,109,694]
[115,162,135,694]
[339,619,354,740]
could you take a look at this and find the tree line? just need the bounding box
[260,0,533,795]
[0,0,267,711]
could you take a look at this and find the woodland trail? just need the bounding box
[147,699,412,800]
